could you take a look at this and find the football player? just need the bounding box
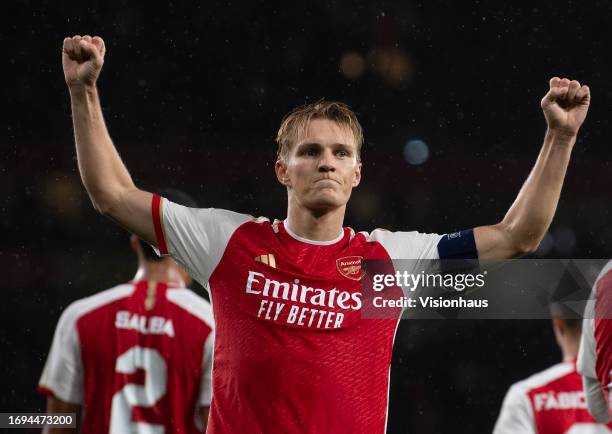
[61,34,590,433]
[38,189,214,433]
[494,311,612,433]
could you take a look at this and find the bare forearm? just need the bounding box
[69,85,135,212]
[501,129,575,251]
[473,78,588,260]
[43,397,80,434]
[62,35,156,243]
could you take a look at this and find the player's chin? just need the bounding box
[307,191,347,211]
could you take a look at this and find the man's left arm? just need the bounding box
[474,77,590,261]
[43,396,81,434]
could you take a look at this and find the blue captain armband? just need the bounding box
[437,229,478,260]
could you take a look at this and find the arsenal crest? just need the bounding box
[336,256,364,281]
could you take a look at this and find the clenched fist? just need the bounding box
[541,77,590,137]
[62,35,106,88]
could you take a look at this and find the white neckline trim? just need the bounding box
[283,220,345,245]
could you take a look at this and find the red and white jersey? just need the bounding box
[151,195,447,434]
[578,261,612,422]
[38,280,214,434]
[494,361,612,434]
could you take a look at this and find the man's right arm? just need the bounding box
[63,35,155,244]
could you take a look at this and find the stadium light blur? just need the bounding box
[366,47,412,85]
[340,51,365,80]
[403,139,430,165]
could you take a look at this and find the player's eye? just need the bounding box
[336,150,349,158]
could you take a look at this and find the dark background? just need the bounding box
[2,1,611,432]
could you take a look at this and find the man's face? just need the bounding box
[276,118,362,212]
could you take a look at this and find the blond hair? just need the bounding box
[275,100,363,160]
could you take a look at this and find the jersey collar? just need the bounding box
[282,220,345,246]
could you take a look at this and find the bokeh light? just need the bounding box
[403,139,430,165]
[340,51,366,80]
[366,47,412,85]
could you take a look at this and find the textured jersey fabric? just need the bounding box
[579,261,612,423]
[154,196,443,434]
[38,280,214,434]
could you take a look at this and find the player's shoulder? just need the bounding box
[359,227,409,240]
[595,260,612,285]
[58,284,135,326]
[358,227,441,242]
[355,228,443,259]
[163,199,270,229]
[210,208,270,227]
[593,260,612,327]
[166,288,214,328]
[511,362,575,394]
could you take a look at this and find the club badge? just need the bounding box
[336,256,364,281]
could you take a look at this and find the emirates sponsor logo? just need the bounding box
[245,271,361,310]
[336,256,364,281]
[244,270,362,329]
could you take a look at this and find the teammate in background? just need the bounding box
[579,260,612,424]
[494,312,612,433]
[38,189,214,434]
[61,34,590,433]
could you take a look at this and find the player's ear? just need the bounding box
[275,158,291,187]
[352,161,362,187]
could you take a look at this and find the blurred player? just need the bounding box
[579,260,612,423]
[38,189,214,434]
[494,312,612,433]
[61,34,590,433]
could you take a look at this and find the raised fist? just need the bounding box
[62,35,106,88]
[541,77,590,137]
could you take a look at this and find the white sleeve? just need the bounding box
[493,384,536,434]
[579,291,612,423]
[38,303,83,404]
[153,196,253,284]
[368,229,442,261]
[367,229,443,297]
[198,333,215,407]
[578,315,598,379]
[583,375,611,423]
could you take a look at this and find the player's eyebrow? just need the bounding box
[296,141,352,149]
[332,143,353,153]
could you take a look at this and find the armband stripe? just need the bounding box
[152,194,168,255]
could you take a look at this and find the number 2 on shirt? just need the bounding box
[110,346,167,434]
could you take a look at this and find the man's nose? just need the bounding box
[318,149,336,172]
